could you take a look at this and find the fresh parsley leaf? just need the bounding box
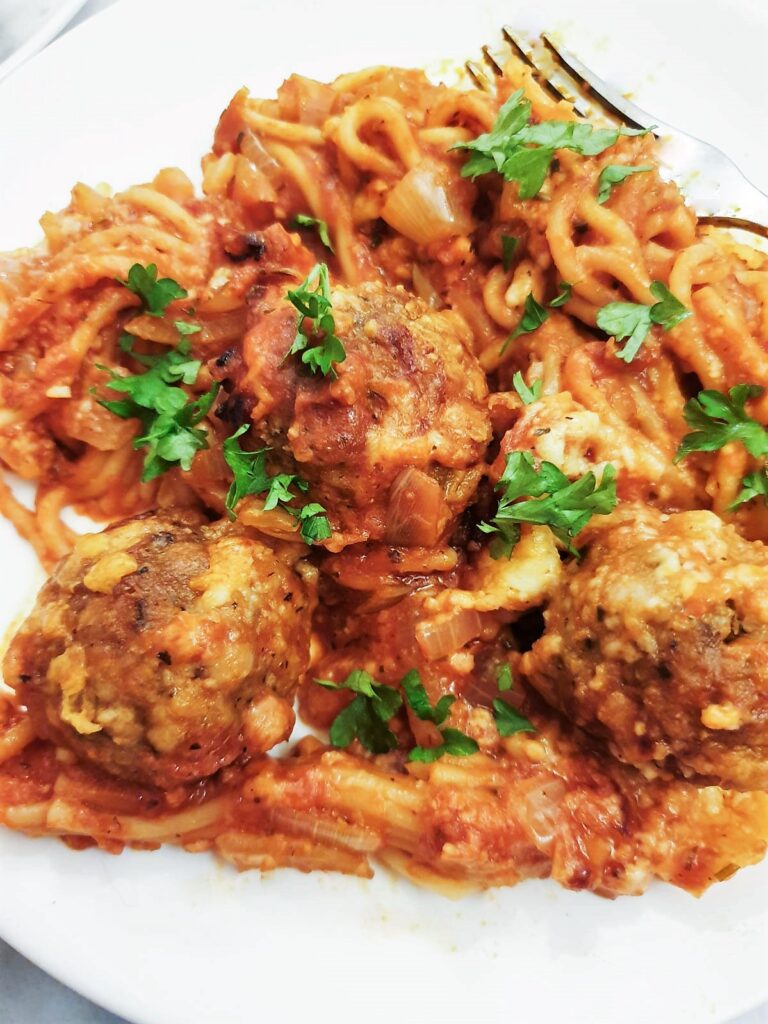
[492,698,537,737]
[286,263,346,376]
[479,451,618,558]
[648,281,691,332]
[222,425,332,544]
[497,663,513,692]
[597,164,652,204]
[596,280,691,363]
[674,385,768,462]
[292,213,334,252]
[174,320,202,336]
[453,90,649,199]
[401,669,455,726]
[729,467,768,511]
[549,282,573,308]
[502,293,549,352]
[119,263,187,317]
[501,234,519,272]
[96,337,215,482]
[409,728,479,763]
[512,371,542,406]
[315,670,402,753]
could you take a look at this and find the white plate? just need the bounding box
[1,1,768,1022]
[0,0,87,82]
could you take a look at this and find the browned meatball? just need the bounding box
[522,507,768,790]
[214,280,491,549]
[4,509,315,789]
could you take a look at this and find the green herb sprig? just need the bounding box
[596,281,691,363]
[287,263,346,376]
[454,89,648,199]
[479,451,618,558]
[223,425,332,543]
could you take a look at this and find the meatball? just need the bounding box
[521,507,768,790]
[4,509,315,788]
[214,280,491,548]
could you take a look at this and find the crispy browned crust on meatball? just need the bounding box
[521,506,768,790]
[4,509,316,788]
[213,280,491,549]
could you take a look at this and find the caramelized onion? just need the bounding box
[385,467,451,547]
[416,608,484,661]
[381,158,474,245]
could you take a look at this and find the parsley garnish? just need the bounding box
[174,320,202,336]
[492,663,536,736]
[479,451,618,558]
[119,263,187,317]
[501,234,519,271]
[408,728,480,764]
[401,669,455,726]
[292,214,334,252]
[502,293,549,351]
[222,425,332,544]
[286,263,346,376]
[403,670,478,762]
[596,164,652,204]
[497,663,513,692]
[315,671,402,754]
[674,385,768,461]
[730,468,768,510]
[493,699,537,737]
[673,385,768,511]
[549,282,573,308]
[97,336,216,482]
[596,281,691,363]
[512,371,542,405]
[453,89,648,199]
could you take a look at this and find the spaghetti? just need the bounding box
[1,55,768,898]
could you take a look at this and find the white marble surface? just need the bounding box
[0,1,766,1021]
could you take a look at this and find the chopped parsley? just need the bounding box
[408,728,480,764]
[222,425,331,544]
[596,281,691,363]
[97,336,217,482]
[503,293,549,351]
[291,214,334,252]
[549,282,573,308]
[501,234,520,271]
[596,164,652,204]
[492,663,536,736]
[497,663,513,692]
[286,263,346,376]
[315,671,402,754]
[479,451,618,558]
[174,320,202,336]
[512,371,542,405]
[730,468,768,510]
[402,669,478,762]
[675,385,768,461]
[453,88,648,199]
[674,385,768,511]
[119,263,187,317]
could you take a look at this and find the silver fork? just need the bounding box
[466,29,768,239]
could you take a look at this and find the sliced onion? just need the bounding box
[385,468,451,546]
[416,608,484,661]
[411,264,443,309]
[381,158,474,245]
[523,779,566,850]
[238,128,283,183]
[268,806,379,853]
